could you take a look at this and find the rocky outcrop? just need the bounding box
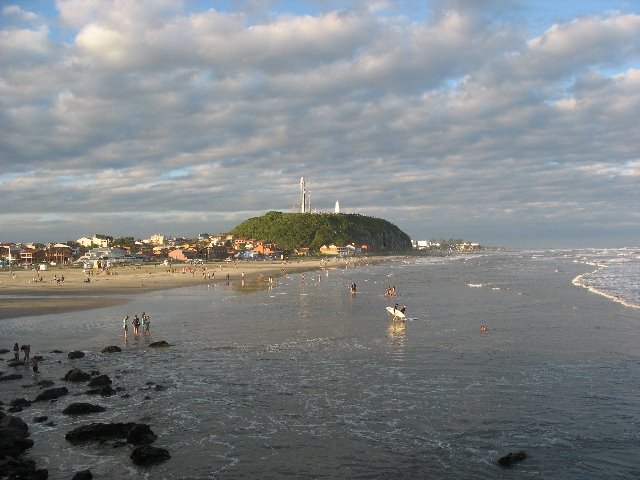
[33,387,68,402]
[62,403,106,415]
[65,422,156,445]
[0,412,48,479]
[101,346,121,353]
[71,469,93,480]
[64,369,91,382]
[67,351,85,359]
[87,374,111,387]
[85,385,115,397]
[498,451,527,467]
[130,445,171,466]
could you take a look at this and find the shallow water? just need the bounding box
[1,251,640,479]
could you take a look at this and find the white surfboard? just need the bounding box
[386,306,406,319]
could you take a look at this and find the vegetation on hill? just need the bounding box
[230,211,412,253]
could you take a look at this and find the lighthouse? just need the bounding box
[335,200,340,213]
[300,177,306,213]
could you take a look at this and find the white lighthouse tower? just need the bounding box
[335,200,340,213]
[300,177,306,213]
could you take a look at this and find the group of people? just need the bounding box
[123,312,151,337]
[12,342,38,372]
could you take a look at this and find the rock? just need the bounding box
[64,368,91,382]
[0,413,33,458]
[63,403,106,415]
[154,384,166,391]
[87,374,111,387]
[497,451,527,467]
[130,445,171,466]
[0,456,48,479]
[85,385,115,397]
[126,424,157,445]
[67,351,85,359]
[149,341,169,348]
[71,468,93,480]
[7,406,23,413]
[101,346,121,353]
[0,348,9,354]
[34,386,69,402]
[36,379,55,388]
[5,360,22,368]
[33,416,48,423]
[0,373,23,382]
[65,422,156,445]
[50,349,63,354]
[10,398,32,408]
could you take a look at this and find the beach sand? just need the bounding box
[0,256,386,320]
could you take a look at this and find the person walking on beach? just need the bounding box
[132,315,141,335]
[21,344,30,364]
[123,315,129,338]
[13,342,20,362]
[142,313,151,335]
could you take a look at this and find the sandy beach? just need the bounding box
[0,256,387,320]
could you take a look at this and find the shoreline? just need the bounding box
[0,256,393,320]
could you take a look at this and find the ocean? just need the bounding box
[1,249,639,479]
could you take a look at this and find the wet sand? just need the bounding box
[0,256,387,320]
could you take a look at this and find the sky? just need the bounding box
[1,0,639,248]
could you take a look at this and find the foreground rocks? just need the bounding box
[149,341,170,348]
[33,387,68,403]
[0,412,48,479]
[62,403,106,415]
[65,422,157,445]
[64,368,91,382]
[498,450,527,467]
[130,445,171,466]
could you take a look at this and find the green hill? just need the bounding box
[230,211,412,254]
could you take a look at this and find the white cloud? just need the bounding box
[0,2,639,246]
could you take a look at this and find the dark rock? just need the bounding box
[130,445,170,466]
[87,374,111,387]
[67,351,85,359]
[36,379,55,388]
[127,424,157,445]
[101,345,121,353]
[121,393,131,399]
[71,468,93,480]
[5,361,22,368]
[10,398,32,408]
[64,368,91,382]
[0,413,33,458]
[45,421,56,427]
[50,349,63,354]
[33,416,48,423]
[34,387,69,402]
[85,385,115,397]
[7,406,23,413]
[0,456,48,479]
[63,403,106,415]
[65,422,156,445]
[143,395,151,400]
[0,348,9,354]
[1,374,23,383]
[149,341,169,348]
[154,384,166,391]
[497,451,527,467]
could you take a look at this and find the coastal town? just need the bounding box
[0,232,481,269]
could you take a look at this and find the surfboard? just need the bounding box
[386,306,406,319]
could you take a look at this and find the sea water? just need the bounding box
[1,250,639,479]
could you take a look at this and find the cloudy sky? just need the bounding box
[1,0,639,248]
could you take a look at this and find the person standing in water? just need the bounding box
[123,315,129,338]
